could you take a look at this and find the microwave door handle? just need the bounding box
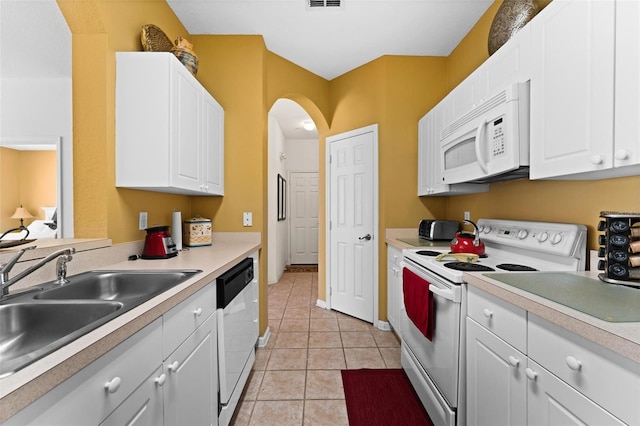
[474,117,489,174]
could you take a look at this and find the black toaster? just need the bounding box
[418,219,459,240]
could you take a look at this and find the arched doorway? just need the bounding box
[267,99,319,284]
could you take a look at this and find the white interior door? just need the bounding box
[327,125,378,323]
[290,172,319,264]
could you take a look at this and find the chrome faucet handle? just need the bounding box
[55,253,73,285]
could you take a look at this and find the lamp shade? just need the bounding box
[11,206,33,220]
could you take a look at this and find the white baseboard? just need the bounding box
[257,326,271,348]
[377,320,392,331]
[315,299,328,309]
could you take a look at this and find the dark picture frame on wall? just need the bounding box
[277,174,286,221]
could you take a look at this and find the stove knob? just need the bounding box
[483,225,492,234]
[550,233,563,245]
[537,232,549,243]
[517,229,528,239]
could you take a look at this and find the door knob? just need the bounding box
[358,234,372,241]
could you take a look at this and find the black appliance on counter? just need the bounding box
[598,211,640,286]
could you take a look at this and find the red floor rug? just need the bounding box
[341,369,433,426]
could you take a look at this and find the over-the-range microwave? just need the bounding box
[440,81,530,184]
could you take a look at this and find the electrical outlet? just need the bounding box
[243,212,253,227]
[139,212,148,230]
[464,211,471,221]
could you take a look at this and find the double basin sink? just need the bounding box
[0,269,201,378]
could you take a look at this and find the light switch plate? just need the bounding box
[139,212,148,230]
[243,212,252,227]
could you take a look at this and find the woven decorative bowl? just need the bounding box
[488,0,539,56]
[141,24,174,52]
[171,36,199,76]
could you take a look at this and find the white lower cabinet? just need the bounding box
[466,318,526,426]
[100,366,164,426]
[466,286,638,426]
[526,359,624,426]
[4,281,220,426]
[386,245,402,334]
[4,318,164,426]
[164,313,217,426]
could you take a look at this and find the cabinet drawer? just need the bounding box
[528,314,640,425]
[6,319,163,426]
[99,366,164,426]
[163,283,216,359]
[467,286,527,353]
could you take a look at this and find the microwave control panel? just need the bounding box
[491,117,506,158]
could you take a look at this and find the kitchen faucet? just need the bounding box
[0,246,76,298]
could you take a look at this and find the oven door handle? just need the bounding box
[429,285,455,302]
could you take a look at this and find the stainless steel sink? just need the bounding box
[34,270,201,302]
[0,301,123,378]
[0,269,201,377]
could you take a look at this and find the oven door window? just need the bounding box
[401,265,462,408]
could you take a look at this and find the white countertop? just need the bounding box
[0,233,261,422]
[464,270,640,363]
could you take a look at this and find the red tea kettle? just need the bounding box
[450,220,485,256]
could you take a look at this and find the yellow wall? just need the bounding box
[55,0,640,331]
[443,0,640,255]
[0,148,56,230]
[325,55,452,316]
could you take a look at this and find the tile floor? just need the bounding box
[230,271,402,425]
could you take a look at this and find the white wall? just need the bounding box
[284,139,319,172]
[268,115,289,284]
[0,78,74,237]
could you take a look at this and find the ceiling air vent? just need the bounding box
[307,0,343,10]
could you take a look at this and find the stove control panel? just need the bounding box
[478,219,587,258]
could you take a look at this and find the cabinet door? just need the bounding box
[417,113,432,195]
[526,359,625,426]
[202,91,225,195]
[614,0,640,169]
[164,314,217,426]
[530,0,615,179]
[100,366,164,426]
[170,61,203,193]
[386,246,401,332]
[466,318,526,426]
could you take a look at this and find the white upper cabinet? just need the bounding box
[529,0,640,179]
[116,52,224,195]
[417,22,531,196]
[418,104,489,196]
[614,0,640,170]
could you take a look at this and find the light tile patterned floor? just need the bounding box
[230,271,401,426]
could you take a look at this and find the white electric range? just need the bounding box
[400,218,587,426]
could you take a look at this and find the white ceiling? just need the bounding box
[167,0,493,81]
[0,0,494,139]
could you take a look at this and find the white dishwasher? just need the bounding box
[216,257,258,426]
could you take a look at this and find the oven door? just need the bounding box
[400,259,462,409]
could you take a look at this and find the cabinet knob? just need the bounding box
[566,356,582,371]
[590,154,605,165]
[508,356,520,367]
[193,307,203,317]
[525,368,538,381]
[168,361,180,372]
[483,308,493,319]
[105,377,122,394]
[614,149,630,160]
[155,373,167,387]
